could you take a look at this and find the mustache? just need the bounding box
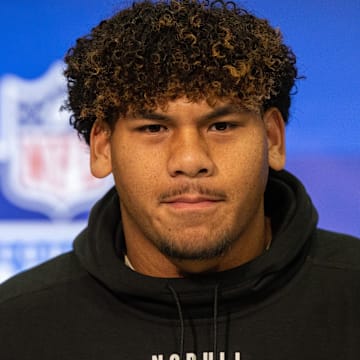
[159,184,227,201]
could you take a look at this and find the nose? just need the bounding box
[167,129,215,178]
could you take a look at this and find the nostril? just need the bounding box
[173,167,209,177]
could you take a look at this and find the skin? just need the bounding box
[90,97,285,277]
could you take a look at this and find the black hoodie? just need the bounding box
[1,170,360,360]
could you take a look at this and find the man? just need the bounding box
[1,1,359,359]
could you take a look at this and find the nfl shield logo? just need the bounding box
[0,61,113,219]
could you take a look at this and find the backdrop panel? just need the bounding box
[0,0,359,282]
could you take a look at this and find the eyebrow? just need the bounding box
[137,105,242,122]
[136,112,169,121]
[199,105,241,122]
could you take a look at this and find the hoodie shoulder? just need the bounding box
[309,229,360,271]
[0,250,86,306]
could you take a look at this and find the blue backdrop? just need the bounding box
[0,0,359,282]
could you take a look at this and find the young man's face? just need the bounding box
[90,97,285,274]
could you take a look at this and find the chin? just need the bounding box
[158,238,230,261]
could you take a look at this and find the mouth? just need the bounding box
[161,195,224,211]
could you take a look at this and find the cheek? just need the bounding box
[111,143,163,200]
[222,139,269,216]
[217,133,268,182]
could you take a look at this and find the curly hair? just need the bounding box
[64,0,298,144]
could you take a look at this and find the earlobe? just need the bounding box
[264,108,286,171]
[89,121,113,178]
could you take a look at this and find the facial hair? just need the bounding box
[148,183,241,261]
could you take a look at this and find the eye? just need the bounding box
[209,122,236,131]
[138,124,167,133]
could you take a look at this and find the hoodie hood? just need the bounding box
[74,169,318,318]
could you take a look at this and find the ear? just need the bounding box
[89,121,112,178]
[263,108,286,171]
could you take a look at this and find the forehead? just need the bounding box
[128,96,258,118]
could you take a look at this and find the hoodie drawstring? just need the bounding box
[168,283,220,360]
[168,284,185,360]
[213,284,219,358]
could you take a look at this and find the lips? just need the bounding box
[161,195,224,210]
